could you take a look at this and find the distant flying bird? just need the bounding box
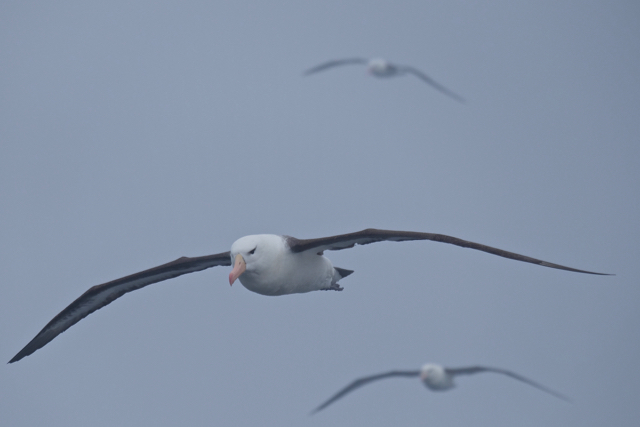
[311,363,570,413]
[10,228,609,363]
[303,57,465,102]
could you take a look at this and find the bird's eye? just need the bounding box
[249,247,256,255]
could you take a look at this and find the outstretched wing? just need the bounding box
[446,366,571,402]
[398,66,465,103]
[286,228,610,275]
[303,58,368,76]
[311,370,420,414]
[9,252,231,363]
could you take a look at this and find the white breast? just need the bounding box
[367,58,397,77]
[233,235,335,296]
[420,364,455,391]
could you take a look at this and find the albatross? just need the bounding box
[9,228,609,363]
[311,362,570,414]
[303,57,465,102]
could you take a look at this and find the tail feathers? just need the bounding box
[334,267,354,279]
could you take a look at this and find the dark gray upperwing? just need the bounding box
[446,366,571,402]
[9,252,231,363]
[311,370,420,414]
[286,228,610,275]
[303,58,368,75]
[398,66,465,103]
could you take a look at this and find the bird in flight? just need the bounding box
[10,228,609,363]
[303,57,465,102]
[311,362,571,413]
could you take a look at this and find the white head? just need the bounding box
[420,363,454,391]
[367,58,394,76]
[228,234,283,286]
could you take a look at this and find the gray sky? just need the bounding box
[1,1,638,426]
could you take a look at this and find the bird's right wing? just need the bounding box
[10,252,231,363]
[311,370,420,414]
[303,58,368,75]
[399,66,465,103]
[446,366,571,402]
[286,228,611,275]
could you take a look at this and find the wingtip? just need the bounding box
[549,391,572,403]
[540,261,614,276]
[546,385,572,403]
[9,350,27,364]
[8,344,36,364]
[587,271,614,276]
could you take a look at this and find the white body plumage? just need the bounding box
[230,234,341,296]
[420,363,455,391]
[366,58,398,77]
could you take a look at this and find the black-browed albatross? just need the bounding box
[9,228,609,363]
[303,57,465,102]
[312,362,570,414]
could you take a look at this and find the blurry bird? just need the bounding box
[304,57,465,102]
[312,362,570,413]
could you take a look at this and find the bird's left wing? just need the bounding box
[446,366,571,402]
[398,66,465,103]
[311,370,420,414]
[303,58,368,75]
[9,252,231,363]
[286,228,610,275]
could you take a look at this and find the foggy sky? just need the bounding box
[1,2,639,426]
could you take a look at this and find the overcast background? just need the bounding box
[1,1,639,426]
